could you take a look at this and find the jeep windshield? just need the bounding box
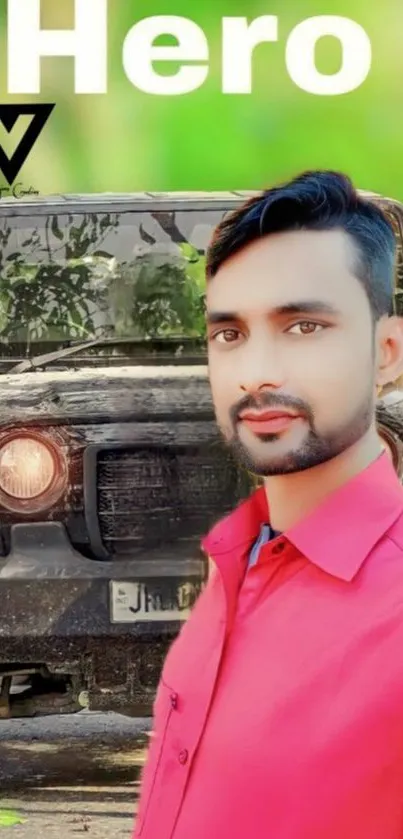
[0,196,235,371]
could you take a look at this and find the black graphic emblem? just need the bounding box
[0,103,55,185]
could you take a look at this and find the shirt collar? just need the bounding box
[202,452,403,582]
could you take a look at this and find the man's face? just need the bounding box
[206,228,378,476]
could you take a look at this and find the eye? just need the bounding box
[212,328,241,344]
[287,321,325,335]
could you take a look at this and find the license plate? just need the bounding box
[110,581,198,623]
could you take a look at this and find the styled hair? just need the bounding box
[206,170,396,319]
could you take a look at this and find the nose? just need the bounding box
[238,333,286,394]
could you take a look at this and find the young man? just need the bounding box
[134,171,403,839]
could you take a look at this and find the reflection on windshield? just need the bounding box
[0,208,221,355]
[2,198,403,358]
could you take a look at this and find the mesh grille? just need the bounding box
[96,445,251,556]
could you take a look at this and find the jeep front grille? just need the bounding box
[88,444,250,558]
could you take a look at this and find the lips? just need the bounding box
[239,410,298,421]
[238,409,302,435]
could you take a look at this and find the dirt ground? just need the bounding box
[0,711,152,838]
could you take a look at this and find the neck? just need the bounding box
[263,425,384,532]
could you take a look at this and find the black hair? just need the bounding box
[206,170,396,319]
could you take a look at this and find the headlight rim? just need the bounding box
[0,431,68,514]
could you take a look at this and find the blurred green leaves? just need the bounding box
[0,1,401,198]
[0,808,26,828]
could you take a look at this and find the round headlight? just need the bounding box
[0,437,56,499]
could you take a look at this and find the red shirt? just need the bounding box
[134,452,403,839]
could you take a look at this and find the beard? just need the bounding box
[220,388,375,477]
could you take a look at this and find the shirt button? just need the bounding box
[272,541,285,554]
[178,749,189,765]
[170,692,178,710]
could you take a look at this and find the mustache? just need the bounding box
[229,391,314,425]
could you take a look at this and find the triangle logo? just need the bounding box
[0,103,55,186]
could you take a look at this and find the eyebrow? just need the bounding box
[206,300,342,324]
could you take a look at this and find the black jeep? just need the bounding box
[0,190,402,718]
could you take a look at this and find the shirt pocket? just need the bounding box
[135,677,177,837]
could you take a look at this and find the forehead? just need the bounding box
[206,228,363,313]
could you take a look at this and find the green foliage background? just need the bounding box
[0,0,401,198]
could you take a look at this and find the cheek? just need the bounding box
[289,333,371,389]
[287,337,372,428]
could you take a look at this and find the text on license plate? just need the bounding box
[110,580,200,623]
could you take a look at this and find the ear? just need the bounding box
[375,316,403,391]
